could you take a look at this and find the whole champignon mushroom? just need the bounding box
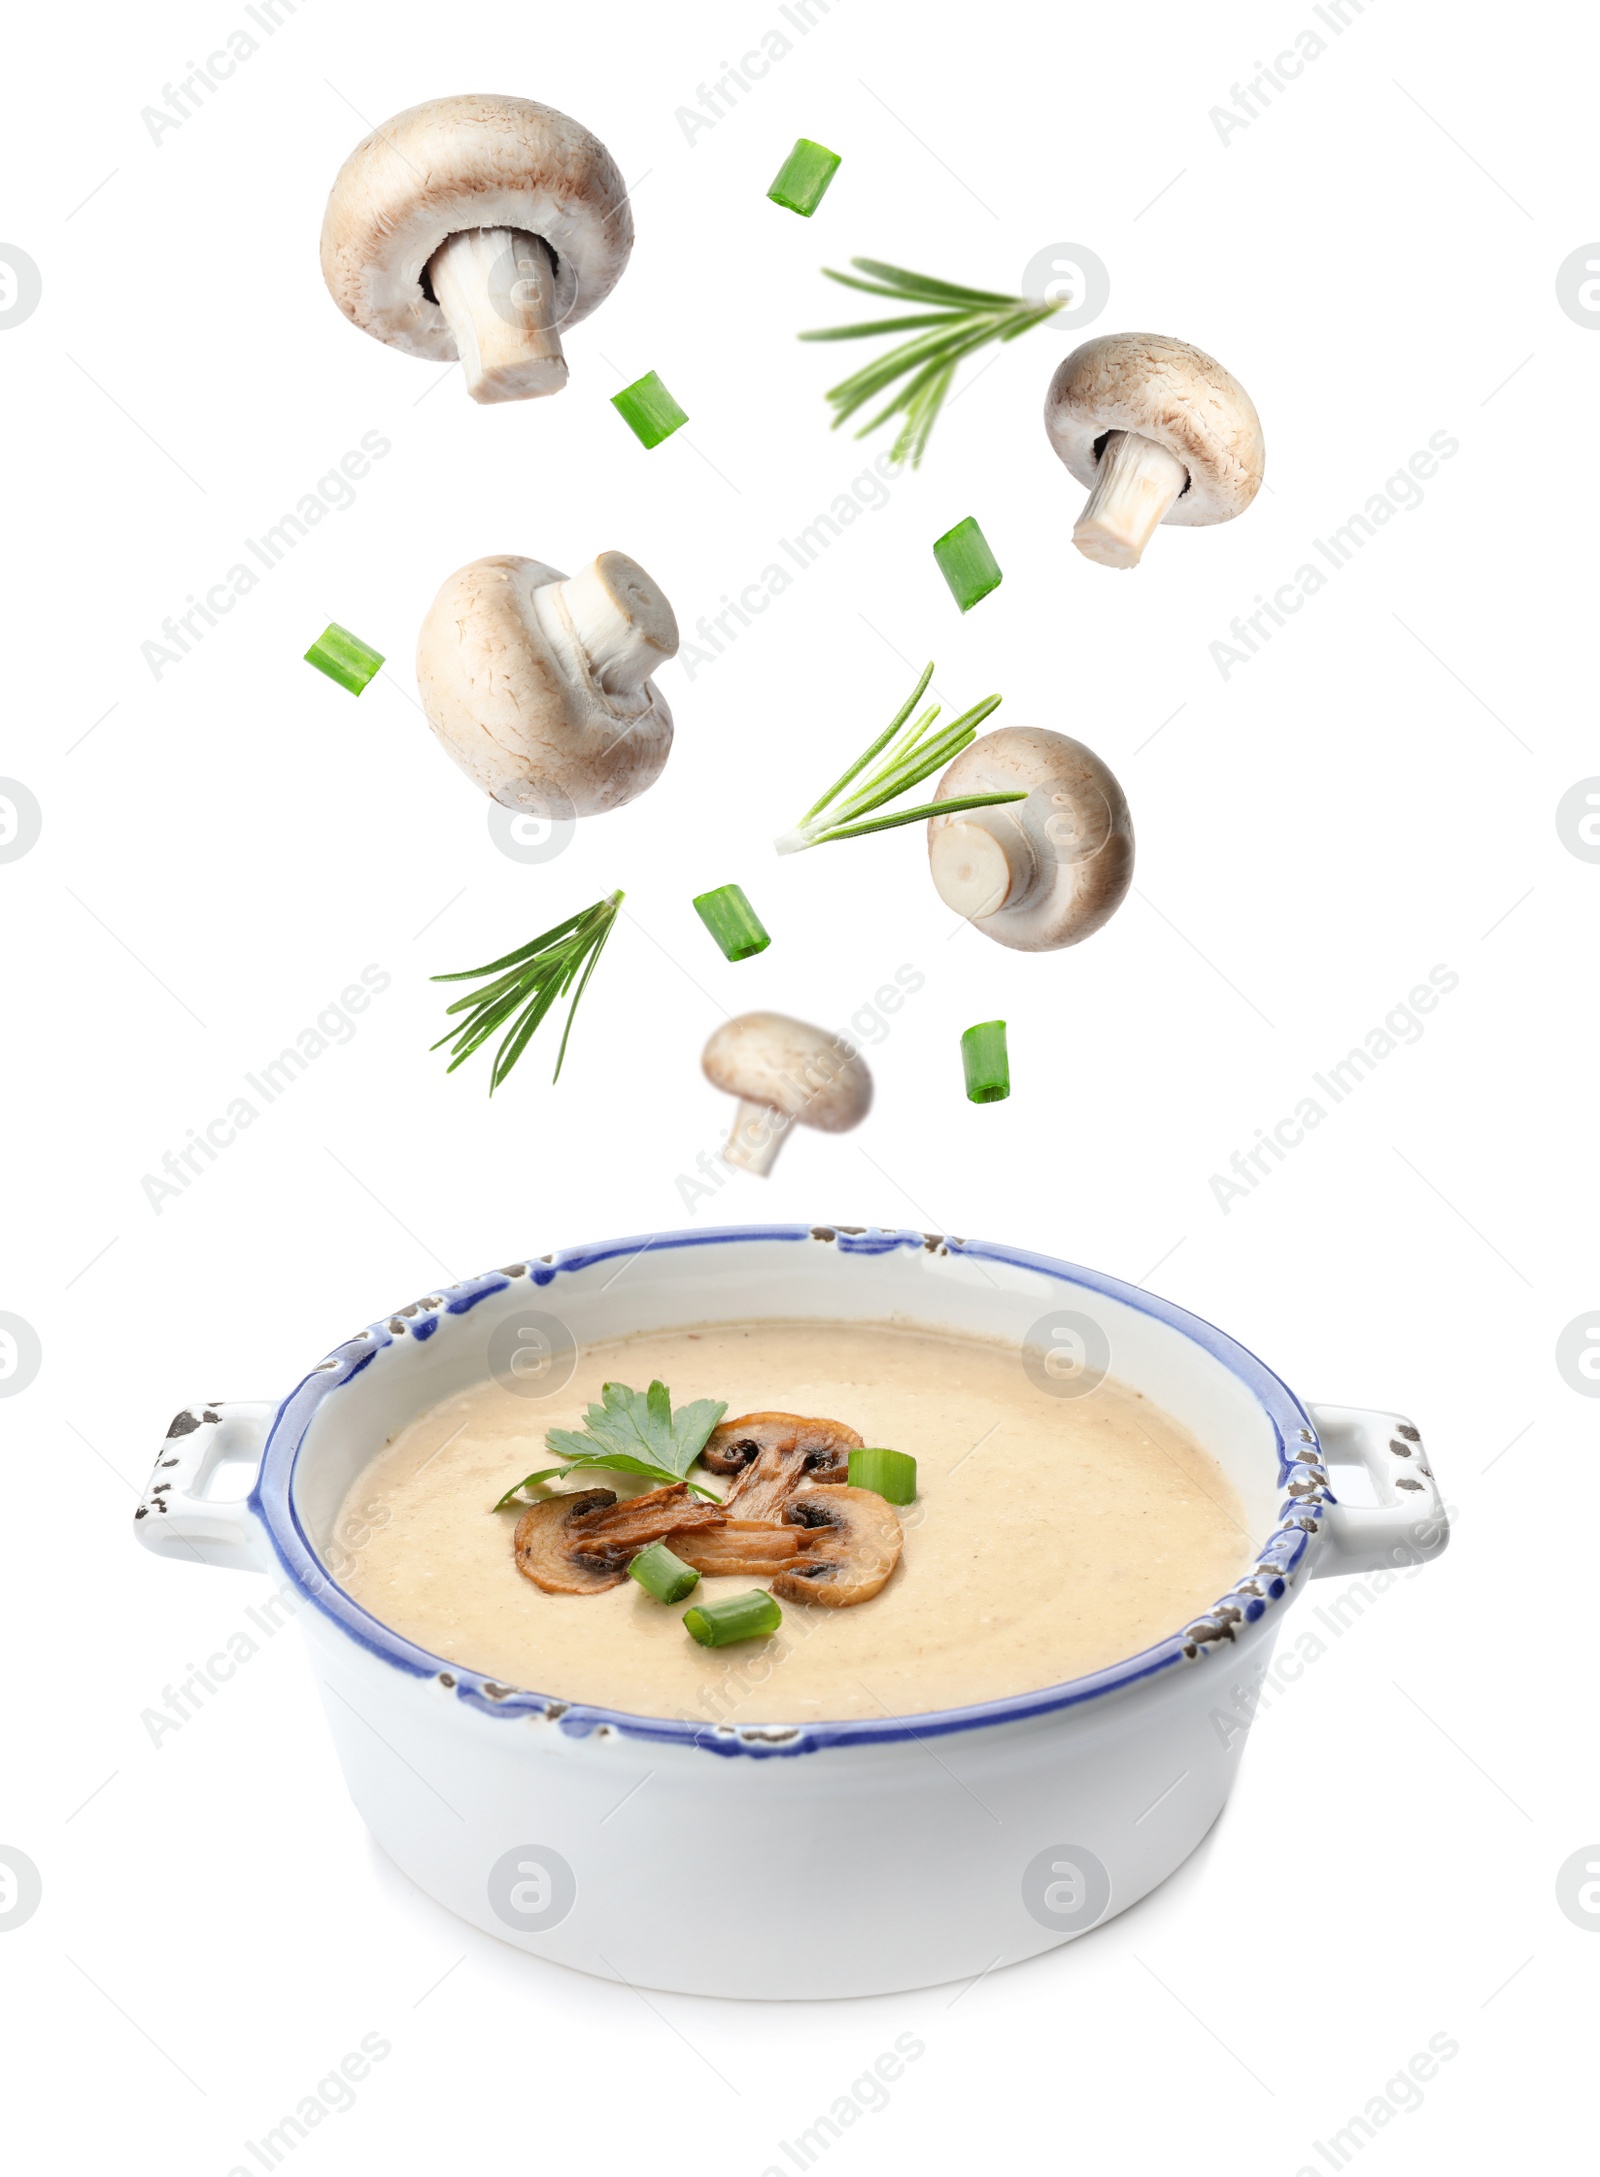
[927,728,1133,951]
[417,551,677,817]
[772,1487,903,1608]
[320,94,632,404]
[702,1014,872,1177]
[1044,333,1264,570]
[513,1483,723,1594]
[701,1412,861,1519]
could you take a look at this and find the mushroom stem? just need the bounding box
[426,227,568,404]
[1072,430,1188,569]
[722,1099,788,1177]
[556,553,679,697]
[928,817,1019,921]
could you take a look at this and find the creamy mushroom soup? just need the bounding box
[333,1321,1253,1723]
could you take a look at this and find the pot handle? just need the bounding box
[1305,1403,1449,1578]
[134,1400,277,1572]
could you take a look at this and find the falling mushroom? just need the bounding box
[702,1013,872,1177]
[927,728,1133,951]
[417,551,678,817]
[1044,333,1264,569]
[772,1487,903,1607]
[319,94,632,404]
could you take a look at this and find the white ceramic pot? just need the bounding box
[135,1224,1447,1999]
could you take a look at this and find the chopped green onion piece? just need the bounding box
[693,883,771,961]
[847,1447,917,1504]
[933,518,1002,613]
[612,371,688,449]
[961,1019,1010,1103]
[629,1541,701,1604]
[768,138,841,217]
[683,1590,782,1647]
[305,622,384,695]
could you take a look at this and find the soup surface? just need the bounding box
[333,1320,1253,1723]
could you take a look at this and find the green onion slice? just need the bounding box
[612,371,689,449]
[305,622,384,695]
[961,1019,1010,1103]
[683,1590,782,1647]
[693,883,771,961]
[768,139,841,217]
[629,1541,701,1604]
[847,1447,917,1504]
[933,517,1003,613]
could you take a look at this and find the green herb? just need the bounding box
[629,1541,701,1604]
[800,258,1063,467]
[432,890,622,1093]
[305,622,384,695]
[847,1447,918,1503]
[693,883,771,960]
[933,517,1003,613]
[961,1019,1010,1103]
[684,1590,782,1647]
[492,1379,728,1508]
[775,662,1023,854]
[612,371,688,449]
[768,138,841,217]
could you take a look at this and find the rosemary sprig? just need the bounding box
[775,664,1023,854]
[800,259,1064,467]
[431,889,622,1092]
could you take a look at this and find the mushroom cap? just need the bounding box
[701,1014,872,1133]
[512,1483,722,1593]
[319,94,632,362]
[929,727,1133,953]
[704,1412,862,1518]
[772,1486,903,1608]
[416,553,673,817]
[513,1487,627,1594]
[1044,333,1264,528]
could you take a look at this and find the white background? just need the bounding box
[2,0,1593,2168]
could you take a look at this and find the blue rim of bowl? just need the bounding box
[251,1223,1329,1759]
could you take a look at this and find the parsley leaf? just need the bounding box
[492,1379,728,1511]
